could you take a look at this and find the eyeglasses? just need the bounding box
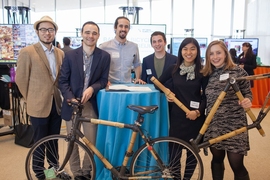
[38,28,55,33]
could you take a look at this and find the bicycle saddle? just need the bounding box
[127,105,158,114]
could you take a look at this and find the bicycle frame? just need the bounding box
[151,73,270,153]
[59,104,169,179]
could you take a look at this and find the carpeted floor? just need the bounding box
[0,108,270,180]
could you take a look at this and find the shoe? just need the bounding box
[83,174,91,180]
[56,171,71,179]
[74,176,85,180]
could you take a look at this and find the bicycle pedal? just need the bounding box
[56,171,72,180]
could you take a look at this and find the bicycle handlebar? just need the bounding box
[234,73,270,81]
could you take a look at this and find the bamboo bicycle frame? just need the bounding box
[70,108,169,179]
[151,73,270,152]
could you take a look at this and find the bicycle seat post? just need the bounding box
[135,113,144,125]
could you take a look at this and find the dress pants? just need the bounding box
[31,99,62,179]
[65,101,97,177]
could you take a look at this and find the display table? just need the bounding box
[95,84,169,179]
[251,66,270,108]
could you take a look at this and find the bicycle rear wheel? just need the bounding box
[25,135,96,180]
[130,137,203,180]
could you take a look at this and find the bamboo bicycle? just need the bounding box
[25,73,270,180]
[25,102,203,179]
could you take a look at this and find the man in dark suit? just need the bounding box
[59,21,110,180]
[141,31,177,85]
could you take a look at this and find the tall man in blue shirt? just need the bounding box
[99,16,145,84]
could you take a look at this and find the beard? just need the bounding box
[40,40,52,45]
[119,31,127,39]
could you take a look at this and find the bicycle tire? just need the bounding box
[25,134,96,180]
[130,137,203,180]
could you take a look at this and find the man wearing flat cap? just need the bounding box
[15,16,64,179]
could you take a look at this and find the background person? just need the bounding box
[158,37,208,179]
[229,48,238,64]
[141,31,177,84]
[167,44,171,53]
[201,40,252,180]
[15,16,64,179]
[52,39,61,48]
[61,37,73,53]
[59,21,110,180]
[238,42,257,87]
[99,16,145,84]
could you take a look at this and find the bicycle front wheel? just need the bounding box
[130,137,203,180]
[25,135,96,180]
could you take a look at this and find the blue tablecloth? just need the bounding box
[95,84,169,179]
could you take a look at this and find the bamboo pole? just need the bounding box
[150,76,190,113]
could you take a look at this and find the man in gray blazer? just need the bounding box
[15,16,64,179]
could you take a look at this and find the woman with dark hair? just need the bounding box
[229,48,238,64]
[158,37,208,179]
[238,42,257,87]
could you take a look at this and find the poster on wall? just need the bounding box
[0,24,38,64]
[170,37,208,58]
[224,38,259,57]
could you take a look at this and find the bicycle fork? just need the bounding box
[135,128,174,179]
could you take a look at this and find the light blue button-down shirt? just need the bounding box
[39,41,56,80]
[99,38,141,84]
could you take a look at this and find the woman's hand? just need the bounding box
[186,110,199,120]
[239,64,244,69]
[239,98,252,109]
[166,89,175,102]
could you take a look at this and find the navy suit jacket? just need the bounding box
[59,46,111,120]
[142,52,177,84]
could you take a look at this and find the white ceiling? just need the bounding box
[12,0,149,12]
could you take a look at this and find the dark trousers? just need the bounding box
[31,100,62,178]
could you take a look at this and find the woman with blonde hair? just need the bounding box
[201,40,252,180]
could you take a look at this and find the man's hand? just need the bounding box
[133,78,146,84]
[81,87,94,104]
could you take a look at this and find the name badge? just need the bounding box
[146,69,152,75]
[219,73,229,81]
[111,52,120,58]
[190,101,200,109]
